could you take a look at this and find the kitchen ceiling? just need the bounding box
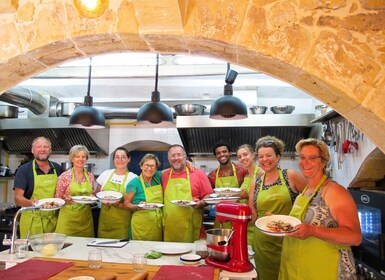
[15,53,312,108]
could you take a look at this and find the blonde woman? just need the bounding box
[55,145,95,237]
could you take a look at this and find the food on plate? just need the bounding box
[40,201,63,209]
[103,195,119,200]
[139,202,158,208]
[266,220,294,232]
[173,200,192,206]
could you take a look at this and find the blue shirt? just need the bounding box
[126,171,162,204]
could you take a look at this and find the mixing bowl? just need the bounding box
[173,104,206,116]
[206,228,232,261]
[270,105,295,114]
[249,106,267,114]
[29,233,67,257]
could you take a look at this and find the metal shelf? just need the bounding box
[311,110,340,123]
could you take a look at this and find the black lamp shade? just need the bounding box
[137,101,174,126]
[209,95,248,120]
[69,105,106,129]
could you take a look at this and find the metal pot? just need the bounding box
[249,105,267,114]
[61,162,72,171]
[0,105,18,119]
[206,228,232,261]
[84,163,95,173]
[173,104,206,116]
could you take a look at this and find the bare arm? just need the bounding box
[14,188,37,207]
[123,192,139,211]
[287,182,362,246]
[248,179,258,224]
[287,169,307,193]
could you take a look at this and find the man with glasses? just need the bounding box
[14,136,63,238]
[161,144,213,242]
[95,146,137,238]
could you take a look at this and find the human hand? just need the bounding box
[285,223,314,240]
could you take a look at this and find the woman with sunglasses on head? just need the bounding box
[279,138,361,280]
[249,136,307,280]
[236,144,264,248]
[124,153,164,241]
[95,147,138,239]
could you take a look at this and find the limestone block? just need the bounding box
[0,0,18,13]
[0,23,22,62]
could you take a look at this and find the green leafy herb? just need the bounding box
[144,250,162,259]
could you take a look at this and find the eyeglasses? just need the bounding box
[169,153,185,159]
[257,140,274,148]
[296,155,321,162]
[114,156,128,160]
[143,163,157,169]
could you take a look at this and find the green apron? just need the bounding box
[98,170,131,239]
[239,166,259,248]
[20,160,58,238]
[131,174,163,241]
[213,163,240,229]
[163,168,202,242]
[279,176,348,280]
[55,169,94,237]
[253,169,292,280]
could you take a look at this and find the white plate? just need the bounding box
[213,188,241,196]
[154,244,192,255]
[72,196,98,204]
[180,253,201,263]
[203,196,239,205]
[171,200,197,207]
[96,191,123,204]
[255,214,301,237]
[36,198,65,211]
[138,203,164,210]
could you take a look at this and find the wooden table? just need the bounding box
[39,258,220,280]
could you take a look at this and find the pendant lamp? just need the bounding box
[209,64,248,120]
[69,57,106,129]
[136,54,174,127]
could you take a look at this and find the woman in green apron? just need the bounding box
[279,138,362,280]
[249,136,307,280]
[236,144,264,248]
[96,147,137,239]
[55,145,96,237]
[125,154,163,241]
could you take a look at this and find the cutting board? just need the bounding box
[0,259,74,280]
[153,265,214,280]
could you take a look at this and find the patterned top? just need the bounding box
[306,186,356,280]
[55,169,95,198]
[207,162,248,188]
[253,169,297,209]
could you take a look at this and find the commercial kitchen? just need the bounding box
[0,1,384,279]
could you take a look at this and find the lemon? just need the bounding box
[41,244,58,256]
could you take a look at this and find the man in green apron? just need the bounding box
[207,141,248,228]
[14,137,63,238]
[161,144,214,243]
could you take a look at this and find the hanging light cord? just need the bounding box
[151,54,160,102]
[84,57,93,106]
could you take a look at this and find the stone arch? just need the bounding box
[0,0,384,152]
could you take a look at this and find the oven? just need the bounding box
[349,189,385,279]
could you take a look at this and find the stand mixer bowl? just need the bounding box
[206,228,232,261]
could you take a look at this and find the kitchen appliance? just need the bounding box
[205,201,253,272]
[349,189,385,279]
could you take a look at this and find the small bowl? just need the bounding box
[29,233,67,257]
[270,105,295,114]
[249,106,267,114]
[180,253,201,265]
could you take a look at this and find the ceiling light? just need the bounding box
[73,0,109,19]
[69,58,106,129]
[209,65,248,120]
[137,54,174,127]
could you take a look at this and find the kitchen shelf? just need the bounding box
[311,110,340,123]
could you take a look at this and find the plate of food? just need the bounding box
[203,195,239,204]
[213,188,241,196]
[72,196,98,204]
[36,198,65,211]
[171,200,197,207]
[255,214,301,237]
[138,202,164,210]
[96,191,123,204]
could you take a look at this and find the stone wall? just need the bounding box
[0,0,384,152]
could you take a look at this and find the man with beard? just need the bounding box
[207,140,248,228]
[14,137,63,238]
[161,144,213,242]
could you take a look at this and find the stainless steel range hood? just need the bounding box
[176,114,321,156]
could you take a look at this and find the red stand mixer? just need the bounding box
[205,201,253,272]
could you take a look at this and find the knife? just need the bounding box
[93,239,129,245]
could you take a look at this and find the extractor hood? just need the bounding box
[176,114,321,156]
